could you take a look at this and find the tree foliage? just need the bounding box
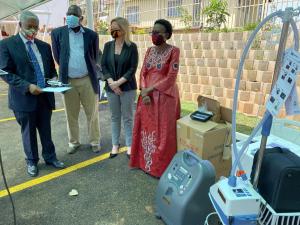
[202,0,230,29]
[95,20,109,35]
[178,6,193,29]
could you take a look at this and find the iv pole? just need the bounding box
[253,7,294,188]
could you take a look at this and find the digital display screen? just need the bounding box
[233,189,244,194]
[179,167,188,174]
[171,168,186,187]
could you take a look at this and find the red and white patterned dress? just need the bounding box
[130,45,181,178]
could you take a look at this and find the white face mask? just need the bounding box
[21,28,38,40]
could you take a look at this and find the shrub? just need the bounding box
[131,27,148,35]
[202,0,230,30]
[178,6,193,30]
[95,20,109,35]
[243,22,259,31]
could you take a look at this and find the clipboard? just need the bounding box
[42,87,72,93]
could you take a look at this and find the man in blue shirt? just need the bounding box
[0,11,65,177]
[51,5,101,154]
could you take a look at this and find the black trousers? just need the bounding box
[13,94,56,165]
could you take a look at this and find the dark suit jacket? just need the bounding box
[51,26,99,94]
[0,35,56,112]
[101,40,138,92]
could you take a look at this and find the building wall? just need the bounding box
[229,0,264,27]
[105,0,217,29]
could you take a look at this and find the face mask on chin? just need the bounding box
[151,33,165,46]
[66,15,80,28]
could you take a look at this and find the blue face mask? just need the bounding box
[66,15,80,28]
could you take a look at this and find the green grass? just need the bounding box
[180,101,260,135]
[236,113,260,135]
[181,101,198,117]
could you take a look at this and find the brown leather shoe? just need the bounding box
[91,145,101,153]
[67,145,80,154]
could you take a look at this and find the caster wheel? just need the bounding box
[155,212,162,220]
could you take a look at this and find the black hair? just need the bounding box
[68,5,82,17]
[154,19,173,39]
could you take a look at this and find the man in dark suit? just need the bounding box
[0,11,65,177]
[51,5,101,154]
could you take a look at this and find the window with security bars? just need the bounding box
[126,6,139,24]
[167,0,182,18]
[193,0,201,27]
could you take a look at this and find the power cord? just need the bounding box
[204,212,218,225]
[0,148,17,225]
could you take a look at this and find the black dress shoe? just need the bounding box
[109,144,120,159]
[27,164,38,177]
[46,160,65,169]
[109,153,118,158]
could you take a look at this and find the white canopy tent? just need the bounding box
[0,0,99,41]
[0,0,53,40]
[0,0,96,34]
[0,0,52,21]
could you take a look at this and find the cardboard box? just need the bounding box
[177,116,230,159]
[210,153,231,179]
[177,95,232,178]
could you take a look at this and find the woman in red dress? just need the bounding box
[130,19,180,178]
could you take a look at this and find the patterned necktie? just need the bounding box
[26,41,45,88]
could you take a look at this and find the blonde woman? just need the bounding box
[101,17,138,158]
